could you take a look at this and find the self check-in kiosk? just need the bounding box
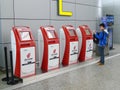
[38,26,60,72]
[59,25,79,66]
[77,25,93,61]
[11,26,36,78]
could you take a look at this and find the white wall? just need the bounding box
[0,0,102,68]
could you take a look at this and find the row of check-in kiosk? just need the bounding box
[11,25,93,78]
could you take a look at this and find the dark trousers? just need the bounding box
[99,46,105,64]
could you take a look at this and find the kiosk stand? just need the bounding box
[77,25,93,62]
[38,26,60,72]
[59,25,79,66]
[11,26,36,78]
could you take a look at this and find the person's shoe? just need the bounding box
[97,61,101,64]
[98,63,104,66]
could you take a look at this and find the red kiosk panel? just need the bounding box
[78,25,93,61]
[39,26,60,72]
[11,26,36,78]
[62,25,79,66]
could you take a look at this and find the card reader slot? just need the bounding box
[48,40,56,43]
[86,37,91,39]
[21,43,31,47]
[70,38,76,41]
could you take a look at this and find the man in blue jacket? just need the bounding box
[94,23,108,65]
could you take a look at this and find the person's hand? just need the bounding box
[92,30,96,34]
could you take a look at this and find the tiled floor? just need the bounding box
[1,44,120,90]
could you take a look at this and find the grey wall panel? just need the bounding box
[62,0,75,3]
[15,20,50,40]
[113,25,120,43]
[102,7,114,16]
[102,0,114,16]
[0,0,14,18]
[0,20,14,43]
[50,21,76,31]
[14,0,50,19]
[102,0,114,7]
[113,16,120,43]
[76,4,98,20]
[114,0,120,16]
[51,1,75,20]
[114,16,120,26]
[76,0,99,7]
[0,0,1,42]
[0,44,4,68]
[0,43,11,69]
[52,0,76,3]
[0,44,11,69]
[114,0,120,43]
[35,41,39,62]
[76,21,97,30]
[0,0,1,18]
[53,0,102,7]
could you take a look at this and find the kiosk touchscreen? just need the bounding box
[46,30,56,38]
[60,25,79,66]
[77,25,93,61]
[20,32,31,41]
[38,26,60,72]
[11,26,36,78]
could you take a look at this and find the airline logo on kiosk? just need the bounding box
[69,42,78,64]
[71,45,78,55]
[74,46,76,50]
[20,47,35,77]
[71,46,78,53]
[50,49,57,56]
[48,44,59,70]
[49,46,59,60]
[53,49,57,54]
[24,52,33,61]
[73,46,77,51]
[85,40,93,60]
[27,53,31,59]
[87,43,93,52]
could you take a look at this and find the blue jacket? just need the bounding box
[95,30,108,47]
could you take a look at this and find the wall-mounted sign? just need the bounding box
[58,0,73,16]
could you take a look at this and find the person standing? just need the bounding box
[94,23,108,65]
